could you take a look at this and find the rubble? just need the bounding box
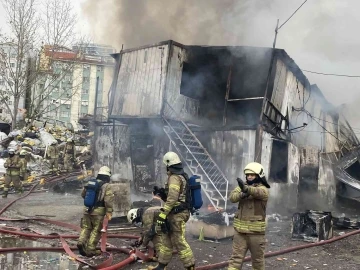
[291,210,333,242]
[0,122,93,193]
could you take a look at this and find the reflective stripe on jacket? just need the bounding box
[163,173,187,215]
[229,184,269,234]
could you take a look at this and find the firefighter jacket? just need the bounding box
[81,180,114,216]
[141,206,162,246]
[229,183,269,234]
[46,145,59,159]
[163,172,187,216]
[20,157,27,176]
[64,143,75,158]
[4,155,21,176]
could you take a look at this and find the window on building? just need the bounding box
[10,63,15,68]
[0,81,4,86]
[97,66,103,72]
[0,108,2,113]
[82,101,89,106]
[8,101,12,105]
[60,111,70,117]
[82,88,88,94]
[83,64,90,69]
[83,77,90,83]
[11,54,16,58]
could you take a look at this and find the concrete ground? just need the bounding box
[0,189,360,269]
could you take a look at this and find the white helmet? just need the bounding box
[67,138,73,143]
[163,152,181,167]
[98,166,111,176]
[244,162,265,178]
[8,149,15,154]
[127,208,138,223]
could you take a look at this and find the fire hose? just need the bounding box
[196,229,360,270]
[3,173,358,269]
[0,172,151,269]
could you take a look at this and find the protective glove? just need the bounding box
[156,212,167,227]
[236,178,248,193]
[106,212,112,221]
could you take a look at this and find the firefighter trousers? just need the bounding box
[3,175,22,197]
[64,155,73,172]
[228,232,266,270]
[157,211,195,267]
[78,214,104,256]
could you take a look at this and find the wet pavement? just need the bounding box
[0,236,79,270]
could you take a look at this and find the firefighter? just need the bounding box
[77,166,114,257]
[63,138,75,172]
[46,141,59,174]
[127,207,162,260]
[19,150,28,181]
[3,149,23,198]
[228,162,270,270]
[148,152,195,270]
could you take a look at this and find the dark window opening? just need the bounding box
[180,62,204,100]
[269,140,288,183]
[345,160,360,180]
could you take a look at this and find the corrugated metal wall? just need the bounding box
[271,59,338,151]
[163,45,199,121]
[205,130,256,187]
[94,123,133,181]
[111,45,169,117]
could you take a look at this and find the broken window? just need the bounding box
[345,160,360,180]
[180,62,204,100]
[269,140,288,183]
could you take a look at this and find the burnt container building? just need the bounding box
[93,40,359,214]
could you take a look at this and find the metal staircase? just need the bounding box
[162,116,229,211]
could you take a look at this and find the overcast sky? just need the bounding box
[1,0,360,128]
[78,0,360,129]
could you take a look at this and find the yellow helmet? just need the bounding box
[127,208,139,223]
[244,162,265,178]
[98,166,111,176]
[163,152,181,167]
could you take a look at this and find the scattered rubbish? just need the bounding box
[333,216,360,229]
[267,213,283,222]
[291,210,333,242]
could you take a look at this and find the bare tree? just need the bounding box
[0,0,39,129]
[0,0,84,129]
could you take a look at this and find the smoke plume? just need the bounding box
[81,0,360,128]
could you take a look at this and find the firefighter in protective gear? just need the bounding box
[3,149,23,198]
[148,152,195,270]
[46,141,59,174]
[63,138,75,172]
[77,166,114,257]
[128,207,163,260]
[228,162,270,270]
[19,150,28,181]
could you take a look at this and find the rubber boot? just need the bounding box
[76,242,87,256]
[185,265,195,270]
[147,263,167,270]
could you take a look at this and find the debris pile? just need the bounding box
[0,122,93,192]
[291,210,333,242]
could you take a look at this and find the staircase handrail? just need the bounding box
[163,117,229,206]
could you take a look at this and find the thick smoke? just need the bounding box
[81,0,360,117]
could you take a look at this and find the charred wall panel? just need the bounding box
[163,45,199,121]
[198,129,256,188]
[94,123,133,180]
[260,131,273,178]
[110,45,169,117]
